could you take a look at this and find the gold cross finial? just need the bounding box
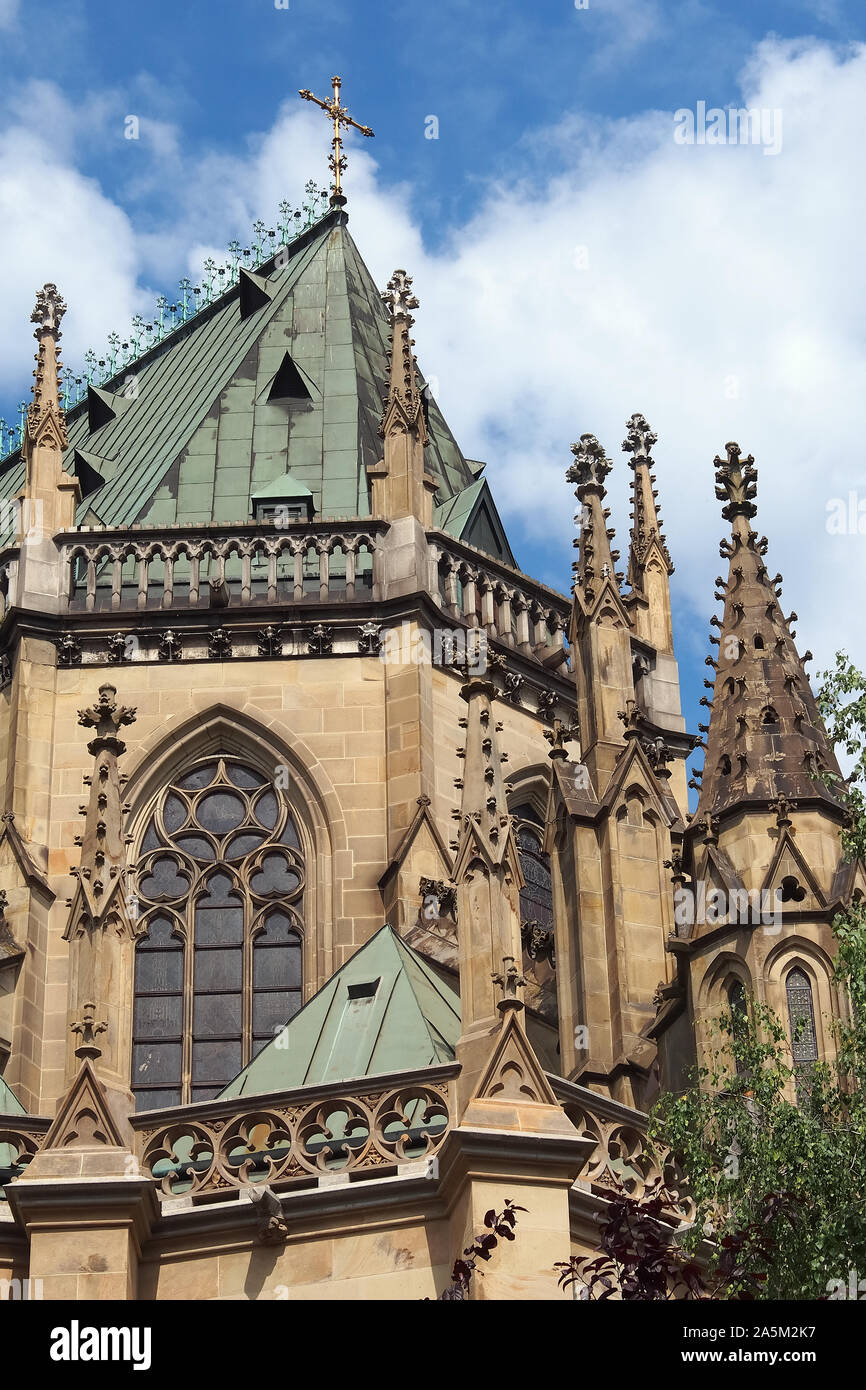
[298,75,374,206]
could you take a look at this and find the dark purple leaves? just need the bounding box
[434,1199,525,1300]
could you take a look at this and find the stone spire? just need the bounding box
[15,285,80,608]
[64,684,139,1102]
[622,412,674,651]
[26,283,69,454]
[368,269,437,526]
[567,433,634,794]
[70,683,136,915]
[695,443,843,821]
[451,669,524,1106]
[568,433,621,606]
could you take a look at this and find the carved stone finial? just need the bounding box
[714,442,758,523]
[31,282,66,336]
[622,412,657,464]
[544,714,579,760]
[77,683,137,757]
[71,1002,108,1061]
[566,433,612,492]
[772,794,794,829]
[27,283,69,448]
[491,955,527,1012]
[382,269,419,322]
[32,283,67,337]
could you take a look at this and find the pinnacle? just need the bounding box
[453,672,516,865]
[380,266,426,439]
[568,432,619,605]
[623,412,673,584]
[696,445,842,820]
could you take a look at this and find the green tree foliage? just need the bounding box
[648,655,866,1299]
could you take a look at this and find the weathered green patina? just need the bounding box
[219,925,460,1098]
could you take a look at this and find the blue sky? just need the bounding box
[1,0,865,784]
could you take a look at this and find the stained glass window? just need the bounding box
[786,966,818,1065]
[513,801,556,1022]
[132,758,304,1110]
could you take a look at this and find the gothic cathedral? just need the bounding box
[0,184,859,1300]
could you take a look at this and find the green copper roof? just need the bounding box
[0,209,497,537]
[218,924,460,1099]
[434,476,518,567]
[0,1073,25,1115]
[250,470,314,502]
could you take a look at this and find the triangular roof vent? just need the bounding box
[86,384,136,435]
[267,352,314,403]
[238,266,275,320]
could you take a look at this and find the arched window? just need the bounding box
[727,978,748,1074]
[132,757,304,1110]
[513,801,556,1021]
[514,805,553,943]
[786,966,818,1066]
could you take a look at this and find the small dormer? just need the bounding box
[250,471,315,525]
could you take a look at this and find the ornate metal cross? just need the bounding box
[298,75,374,205]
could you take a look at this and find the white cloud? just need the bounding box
[377,36,866,672]
[0,0,18,31]
[0,38,864,680]
[0,121,143,393]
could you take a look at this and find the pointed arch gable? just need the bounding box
[760,830,827,912]
[763,936,835,986]
[602,741,677,829]
[698,951,753,1010]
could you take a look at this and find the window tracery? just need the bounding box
[513,801,556,1021]
[132,757,304,1110]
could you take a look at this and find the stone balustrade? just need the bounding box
[0,517,574,673]
[0,1115,51,1187]
[427,530,571,660]
[57,519,389,614]
[130,1071,453,1198]
[552,1076,693,1217]
[0,1070,686,1211]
